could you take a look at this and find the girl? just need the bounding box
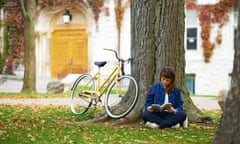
[142,66,187,129]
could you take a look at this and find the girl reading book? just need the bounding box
[142,66,188,129]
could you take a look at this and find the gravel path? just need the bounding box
[0,97,220,110]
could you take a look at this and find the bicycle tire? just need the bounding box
[104,75,139,119]
[70,74,95,114]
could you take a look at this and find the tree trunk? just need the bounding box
[212,2,240,143]
[128,0,204,123]
[22,0,36,92]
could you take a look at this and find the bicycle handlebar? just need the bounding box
[103,48,133,63]
[103,48,133,75]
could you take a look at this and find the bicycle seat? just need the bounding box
[94,61,107,67]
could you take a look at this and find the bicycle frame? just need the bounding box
[71,48,139,118]
[83,62,121,100]
[96,64,120,97]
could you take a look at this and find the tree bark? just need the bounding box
[21,0,36,92]
[129,0,204,123]
[212,2,240,143]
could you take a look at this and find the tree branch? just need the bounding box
[19,0,27,18]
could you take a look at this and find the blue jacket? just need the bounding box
[145,82,184,112]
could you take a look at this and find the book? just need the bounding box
[151,103,172,112]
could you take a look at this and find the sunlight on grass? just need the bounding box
[0,91,71,98]
[0,104,221,144]
[190,94,219,100]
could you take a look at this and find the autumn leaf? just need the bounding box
[0,122,3,128]
[82,135,90,141]
[149,135,156,140]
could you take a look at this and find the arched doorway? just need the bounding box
[50,24,88,78]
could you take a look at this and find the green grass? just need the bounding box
[0,91,71,98]
[0,104,221,144]
[190,94,218,98]
[190,94,219,100]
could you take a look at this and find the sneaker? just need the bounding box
[183,117,188,128]
[145,121,159,129]
[171,123,180,129]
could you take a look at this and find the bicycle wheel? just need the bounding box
[70,74,95,114]
[104,75,139,119]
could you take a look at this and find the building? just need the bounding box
[33,0,131,91]
[185,0,238,95]
[0,0,237,95]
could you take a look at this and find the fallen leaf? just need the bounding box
[82,135,90,141]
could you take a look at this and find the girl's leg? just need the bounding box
[142,111,187,129]
[160,111,187,129]
[142,111,163,126]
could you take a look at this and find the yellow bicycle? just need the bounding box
[70,48,139,118]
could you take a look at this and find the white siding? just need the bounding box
[185,8,234,95]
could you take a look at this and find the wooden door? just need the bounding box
[51,30,88,78]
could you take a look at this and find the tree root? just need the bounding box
[90,114,110,123]
[73,113,141,128]
[199,115,214,124]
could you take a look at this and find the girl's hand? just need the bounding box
[166,106,176,114]
[147,106,154,112]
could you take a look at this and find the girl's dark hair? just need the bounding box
[160,66,176,94]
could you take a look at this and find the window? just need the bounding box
[186,10,198,50]
[187,28,197,50]
[186,74,195,94]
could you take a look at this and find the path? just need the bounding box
[0,97,220,110]
[0,74,221,110]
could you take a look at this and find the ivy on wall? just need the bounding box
[3,0,24,74]
[115,0,124,31]
[186,0,238,62]
[87,0,104,30]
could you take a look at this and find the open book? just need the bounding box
[151,103,172,112]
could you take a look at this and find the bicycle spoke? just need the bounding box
[70,74,95,114]
[104,75,139,118]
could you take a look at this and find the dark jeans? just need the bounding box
[142,110,187,129]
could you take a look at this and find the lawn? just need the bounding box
[0,103,221,144]
[0,91,71,98]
